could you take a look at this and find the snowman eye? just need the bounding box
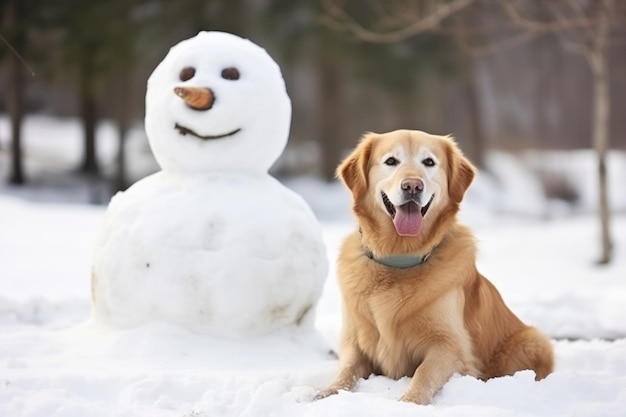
[179,67,196,81]
[221,67,240,80]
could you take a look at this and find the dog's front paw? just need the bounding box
[313,386,340,401]
[399,391,431,405]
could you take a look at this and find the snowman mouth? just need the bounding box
[174,123,241,140]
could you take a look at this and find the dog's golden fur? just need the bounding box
[318,130,554,405]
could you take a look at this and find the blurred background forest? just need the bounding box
[0,0,625,266]
[0,0,625,216]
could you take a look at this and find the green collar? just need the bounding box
[364,247,431,268]
[358,227,432,268]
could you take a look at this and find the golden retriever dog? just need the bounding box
[317,130,554,405]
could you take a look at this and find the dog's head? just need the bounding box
[337,130,475,238]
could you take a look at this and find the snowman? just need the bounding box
[91,31,328,338]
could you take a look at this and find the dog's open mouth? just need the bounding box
[381,192,434,236]
[174,123,241,140]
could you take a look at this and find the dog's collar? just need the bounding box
[358,227,431,268]
[363,246,431,268]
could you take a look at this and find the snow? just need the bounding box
[2,117,626,415]
[521,149,626,214]
[483,151,548,217]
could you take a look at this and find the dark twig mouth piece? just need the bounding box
[174,123,241,140]
[381,191,435,218]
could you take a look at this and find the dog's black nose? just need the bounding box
[401,178,424,195]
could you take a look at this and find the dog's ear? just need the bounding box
[336,133,374,200]
[445,137,476,204]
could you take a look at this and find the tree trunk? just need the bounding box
[4,0,26,185]
[455,13,486,169]
[318,56,346,182]
[79,61,99,175]
[590,2,612,265]
[8,53,25,185]
[459,51,485,169]
[111,118,128,192]
[112,110,128,193]
[110,71,131,193]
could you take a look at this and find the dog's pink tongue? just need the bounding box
[393,202,423,236]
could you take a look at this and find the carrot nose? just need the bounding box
[174,86,215,110]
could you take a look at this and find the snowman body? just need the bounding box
[91,32,328,337]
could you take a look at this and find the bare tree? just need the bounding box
[322,0,477,43]
[497,0,625,264]
[2,0,31,185]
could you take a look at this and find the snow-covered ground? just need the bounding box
[1,116,626,416]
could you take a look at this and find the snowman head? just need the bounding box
[145,31,291,174]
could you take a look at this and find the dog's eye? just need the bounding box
[221,67,240,80]
[384,157,399,166]
[179,67,196,82]
[422,157,436,167]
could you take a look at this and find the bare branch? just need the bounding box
[497,0,536,28]
[544,2,592,59]
[322,0,626,61]
[321,0,477,44]
[468,30,542,56]
[496,0,623,33]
